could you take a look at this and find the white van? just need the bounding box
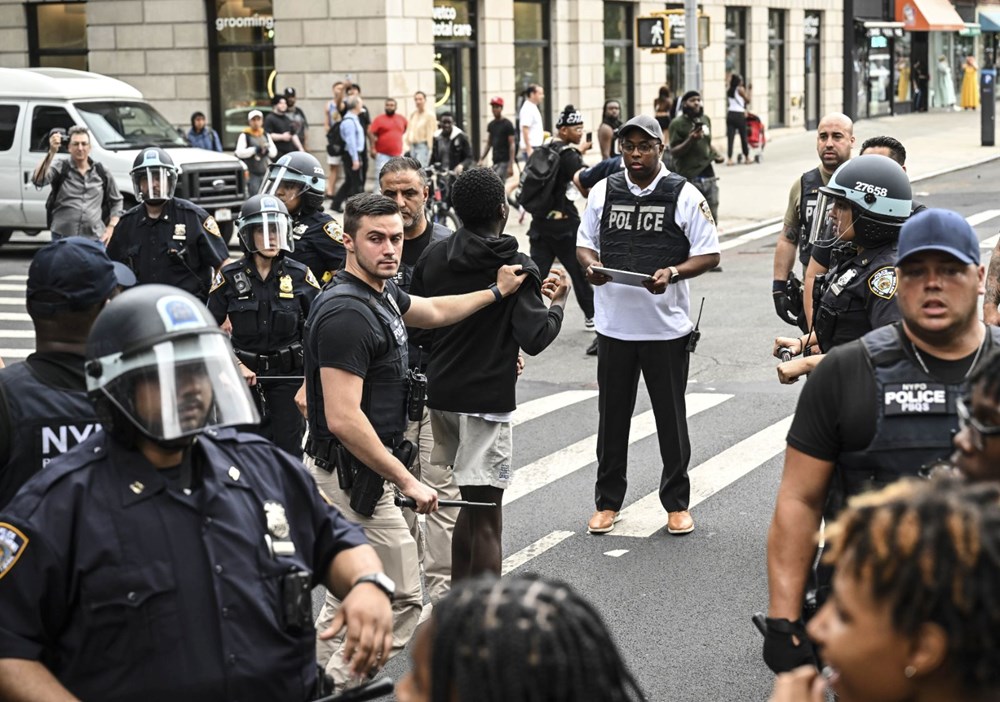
[0,67,247,246]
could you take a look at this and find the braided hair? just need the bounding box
[823,477,1000,693]
[429,573,646,702]
[451,167,506,230]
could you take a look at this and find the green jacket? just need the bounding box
[668,113,721,179]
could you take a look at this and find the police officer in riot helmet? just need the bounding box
[0,284,394,701]
[262,151,347,284]
[208,194,320,456]
[763,208,1000,675]
[773,154,913,384]
[106,147,229,301]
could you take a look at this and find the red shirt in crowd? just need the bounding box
[370,113,408,156]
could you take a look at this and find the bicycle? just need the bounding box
[423,163,461,231]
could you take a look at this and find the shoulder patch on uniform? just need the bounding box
[0,523,28,580]
[868,266,897,300]
[698,199,715,226]
[209,268,226,293]
[323,220,344,243]
[203,216,222,238]
[305,267,321,289]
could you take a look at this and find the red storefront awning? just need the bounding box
[896,0,966,31]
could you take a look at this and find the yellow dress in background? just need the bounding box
[961,64,980,109]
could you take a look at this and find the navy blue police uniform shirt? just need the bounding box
[107,197,228,301]
[207,255,321,356]
[0,428,367,702]
[286,210,346,285]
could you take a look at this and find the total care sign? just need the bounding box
[434,4,473,39]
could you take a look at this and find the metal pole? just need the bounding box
[684,0,701,93]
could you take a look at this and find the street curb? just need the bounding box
[718,153,1000,242]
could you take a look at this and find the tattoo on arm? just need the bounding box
[986,256,1000,305]
[781,225,798,243]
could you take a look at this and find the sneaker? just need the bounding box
[586,337,599,356]
[584,317,594,330]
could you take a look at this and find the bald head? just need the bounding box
[816,112,854,173]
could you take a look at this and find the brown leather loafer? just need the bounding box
[667,510,694,535]
[587,509,620,534]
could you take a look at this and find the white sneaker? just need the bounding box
[584,317,595,330]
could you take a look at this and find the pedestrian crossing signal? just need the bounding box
[636,17,667,49]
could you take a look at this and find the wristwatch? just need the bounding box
[668,266,681,284]
[353,572,396,601]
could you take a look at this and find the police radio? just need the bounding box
[686,297,705,353]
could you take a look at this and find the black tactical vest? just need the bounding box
[304,275,409,445]
[599,171,689,274]
[814,242,896,353]
[0,361,100,507]
[798,168,825,266]
[835,324,1000,504]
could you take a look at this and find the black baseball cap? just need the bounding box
[283,87,296,97]
[27,237,119,314]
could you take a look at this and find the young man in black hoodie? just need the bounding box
[411,167,569,579]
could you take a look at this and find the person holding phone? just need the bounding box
[668,90,724,225]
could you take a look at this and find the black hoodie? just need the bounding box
[410,228,564,414]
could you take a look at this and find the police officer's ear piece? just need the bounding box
[85,360,102,379]
[864,192,877,205]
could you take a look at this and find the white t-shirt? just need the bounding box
[576,164,721,341]
[518,100,544,150]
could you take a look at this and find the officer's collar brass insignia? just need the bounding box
[129,481,145,495]
[173,223,186,240]
[279,275,293,294]
[264,501,290,539]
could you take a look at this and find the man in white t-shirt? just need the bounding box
[576,115,721,537]
[518,84,545,157]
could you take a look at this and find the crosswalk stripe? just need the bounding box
[612,415,793,537]
[0,298,26,306]
[0,349,31,359]
[0,275,27,281]
[0,331,34,338]
[0,285,26,292]
[502,530,574,575]
[719,221,783,251]
[506,393,733,506]
[966,209,1000,228]
[0,313,31,322]
[512,390,598,427]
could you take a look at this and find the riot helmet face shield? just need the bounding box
[238,211,293,255]
[261,165,310,201]
[90,333,258,443]
[809,192,860,249]
[133,166,177,205]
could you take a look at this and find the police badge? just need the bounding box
[264,501,290,539]
[173,223,186,240]
[279,275,294,297]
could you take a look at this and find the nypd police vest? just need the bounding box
[304,275,409,445]
[798,168,825,266]
[814,242,897,353]
[599,171,689,274]
[835,323,1000,502]
[0,361,100,507]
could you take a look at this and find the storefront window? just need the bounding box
[725,7,747,85]
[894,33,912,110]
[514,0,551,129]
[868,33,892,117]
[804,11,821,130]
[604,2,634,117]
[434,1,478,149]
[27,2,88,71]
[207,0,275,150]
[768,10,786,127]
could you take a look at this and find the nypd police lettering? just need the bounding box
[41,422,101,466]
[606,204,667,232]
[884,382,949,414]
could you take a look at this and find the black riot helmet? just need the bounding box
[236,194,294,255]
[85,285,259,449]
[130,147,178,205]
[261,152,326,214]
[810,154,912,249]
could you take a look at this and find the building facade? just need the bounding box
[2,0,857,160]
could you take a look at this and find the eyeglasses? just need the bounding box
[956,396,1000,451]
[619,141,660,155]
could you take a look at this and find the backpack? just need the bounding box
[516,142,565,216]
[326,121,345,157]
[45,160,113,229]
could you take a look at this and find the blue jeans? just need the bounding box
[411,142,430,168]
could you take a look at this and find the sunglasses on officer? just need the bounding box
[957,395,1000,452]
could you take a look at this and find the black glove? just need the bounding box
[762,617,818,674]
[773,280,800,326]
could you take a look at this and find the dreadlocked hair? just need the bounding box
[451,167,506,229]
[968,348,1000,405]
[429,573,646,702]
[823,476,1000,692]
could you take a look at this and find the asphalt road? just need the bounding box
[2,161,999,701]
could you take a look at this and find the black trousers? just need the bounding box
[332,154,366,210]
[249,378,305,457]
[594,333,691,513]
[726,111,749,160]
[528,228,595,318]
